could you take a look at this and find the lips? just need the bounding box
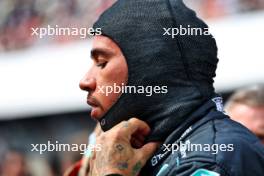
[87,96,100,107]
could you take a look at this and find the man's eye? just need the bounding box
[96,62,107,68]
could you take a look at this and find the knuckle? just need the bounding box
[97,133,106,142]
[111,129,123,141]
[129,117,140,124]
[120,120,129,126]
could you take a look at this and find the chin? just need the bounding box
[90,107,103,120]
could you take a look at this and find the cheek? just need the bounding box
[104,92,121,109]
[100,58,128,85]
[107,62,127,83]
[94,59,128,110]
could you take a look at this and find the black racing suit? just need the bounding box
[141,97,264,176]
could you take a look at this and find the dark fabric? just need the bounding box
[141,98,264,176]
[93,0,218,141]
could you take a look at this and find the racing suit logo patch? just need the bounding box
[191,169,220,176]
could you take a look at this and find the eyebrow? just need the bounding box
[90,48,115,60]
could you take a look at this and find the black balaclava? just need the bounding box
[93,0,218,141]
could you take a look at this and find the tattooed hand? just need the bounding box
[88,118,159,176]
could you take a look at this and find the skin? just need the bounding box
[228,103,264,144]
[78,36,160,175]
[79,35,128,120]
[1,152,27,176]
[88,118,159,176]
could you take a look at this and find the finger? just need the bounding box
[126,118,151,136]
[132,132,146,142]
[94,123,102,137]
[113,118,150,142]
[131,133,145,144]
[131,136,144,148]
[138,142,160,163]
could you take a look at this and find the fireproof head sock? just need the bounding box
[93,0,219,141]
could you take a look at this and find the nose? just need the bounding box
[79,72,96,92]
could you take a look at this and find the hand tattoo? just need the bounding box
[116,144,124,152]
[116,161,129,170]
[131,162,142,176]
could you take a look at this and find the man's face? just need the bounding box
[79,35,128,120]
[229,104,264,143]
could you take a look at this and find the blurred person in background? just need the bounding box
[0,149,30,176]
[1,0,42,51]
[240,0,264,11]
[64,124,102,176]
[225,84,264,144]
[187,0,264,19]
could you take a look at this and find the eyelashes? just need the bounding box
[96,62,107,68]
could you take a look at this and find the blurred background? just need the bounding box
[0,0,263,175]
